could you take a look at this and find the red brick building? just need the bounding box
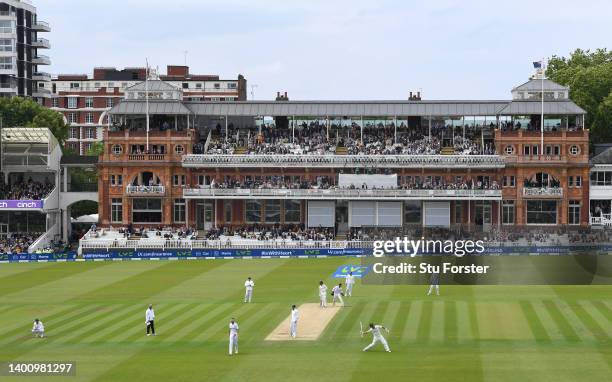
[97,75,588,231]
[40,65,246,154]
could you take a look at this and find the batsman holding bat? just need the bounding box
[361,322,391,352]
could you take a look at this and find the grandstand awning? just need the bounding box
[109,101,192,115]
[497,101,585,115]
[1,128,51,144]
[184,101,510,117]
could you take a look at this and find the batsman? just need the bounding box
[361,322,391,352]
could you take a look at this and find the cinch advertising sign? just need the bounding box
[0,200,43,209]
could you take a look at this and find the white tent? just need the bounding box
[71,214,99,223]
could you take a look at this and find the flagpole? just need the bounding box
[145,59,150,153]
[540,58,544,156]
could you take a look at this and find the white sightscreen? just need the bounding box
[349,201,376,227]
[423,201,450,227]
[307,201,335,228]
[377,202,402,226]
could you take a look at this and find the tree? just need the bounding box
[86,141,104,156]
[0,97,69,145]
[546,48,612,143]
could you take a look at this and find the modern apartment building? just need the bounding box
[0,0,51,101]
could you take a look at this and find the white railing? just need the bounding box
[28,224,58,254]
[522,187,563,197]
[590,214,612,226]
[182,154,505,168]
[79,238,375,250]
[183,187,502,200]
[126,185,165,195]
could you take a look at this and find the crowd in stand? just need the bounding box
[204,225,335,242]
[0,233,41,254]
[0,177,54,200]
[201,122,496,156]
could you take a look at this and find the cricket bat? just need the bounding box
[360,321,363,337]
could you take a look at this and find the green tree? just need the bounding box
[546,48,612,143]
[85,141,104,156]
[0,96,69,145]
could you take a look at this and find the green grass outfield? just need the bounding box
[0,258,611,382]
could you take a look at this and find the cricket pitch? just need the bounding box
[265,303,341,341]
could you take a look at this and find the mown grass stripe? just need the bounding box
[381,301,401,336]
[519,300,550,342]
[430,300,445,342]
[231,303,284,343]
[79,305,158,344]
[55,304,133,344]
[0,304,16,315]
[158,303,217,343]
[455,301,472,343]
[416,300,433,343]
[555,300,595,341]
[467,301,479,341]
[401,300,423,341]
[0,303,84,338]
[444,300,458,343]
[190,302,261,343]
[577,301,612,339]
[329,303,368,341]
[390,301,410,341]
[176,303,238,342]
[543,300,580,341]
[592,300,612,322]
[531,301,564,340]
[0,304,99,346]
[105,303,191,343]
[124,303,200,343]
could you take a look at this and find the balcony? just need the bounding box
[182,154,505,169]
[32,54,51,65]
[128,154,167,161]
[31,37,50,49]
[522,187,563,198]
[32,72,51,81]
[32,20,51,32]
[32,87,51,98]
[0,82,16,93]
[126,185,165,195]
[183,187,503,200]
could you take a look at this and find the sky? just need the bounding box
[35,0,611,101]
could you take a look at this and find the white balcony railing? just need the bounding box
[522,187,563,198]
[183,187,502,200]
[126,185,165,195]
[182,154,505,169]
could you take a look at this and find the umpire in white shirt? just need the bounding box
[145,304,156,336]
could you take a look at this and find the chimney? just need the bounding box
[167,65,189,77]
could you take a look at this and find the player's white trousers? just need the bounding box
[346,284,353,296]
[363,336,390,352]
[229,334,238,354]
[333,294,344,306]
[319,294,327,307]
[290,320,298,338]
[427,284,439,295]
[245,289,253,302]
[32,329,44,337]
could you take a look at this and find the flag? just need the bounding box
[533,61,542,69]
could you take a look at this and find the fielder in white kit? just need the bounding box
[319,281,328,308]
[228,318,239,355]
[290,305,299,338]
[345,272,355,297]
[31,318,45,338]
[244,277,254,303]
[332,283,344,306]
[362,323,391,352]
